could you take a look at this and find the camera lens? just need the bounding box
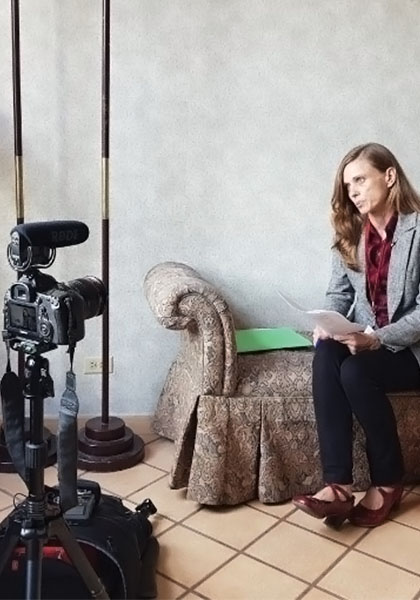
[66,276,107,320]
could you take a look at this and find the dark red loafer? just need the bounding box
[292,483,354,527]
[349,485,403,528]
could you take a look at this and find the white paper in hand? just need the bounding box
[306,310,364,336]
[277,290,364,336]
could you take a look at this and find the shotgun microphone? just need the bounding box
[11,221,89,248]
[8,221,90,272]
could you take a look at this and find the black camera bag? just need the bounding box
[0,484,159,600]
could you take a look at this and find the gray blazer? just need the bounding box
[324,212,420,366]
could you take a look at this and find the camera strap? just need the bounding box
[0,350,26,483]
[58,366,79,512]
[57,302,79,512]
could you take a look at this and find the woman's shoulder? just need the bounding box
[397,211,420,230]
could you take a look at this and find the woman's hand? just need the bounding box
[333,332,381,354]
[313,326,330,346]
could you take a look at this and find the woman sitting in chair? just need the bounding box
[293,142,420,528]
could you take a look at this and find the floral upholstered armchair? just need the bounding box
[144,261,420,506]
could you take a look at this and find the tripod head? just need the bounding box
[23,353,54,399]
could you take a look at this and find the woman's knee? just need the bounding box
[340,354,370,389]
[313,339,349,371]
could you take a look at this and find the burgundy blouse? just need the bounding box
[365,214,398,328]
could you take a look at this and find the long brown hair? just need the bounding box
[331,143,420,270]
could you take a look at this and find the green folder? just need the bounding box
[235,327,312,353]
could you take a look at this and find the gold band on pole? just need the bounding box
[14,155,24,220]
[102,157,109,219]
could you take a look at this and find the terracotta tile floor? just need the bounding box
[1,420,420,600]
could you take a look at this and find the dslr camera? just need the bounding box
[3,221,106,354]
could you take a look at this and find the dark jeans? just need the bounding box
[312,339,420,486]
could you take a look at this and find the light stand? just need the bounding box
[77,0,144,471]
[0,0,56,474]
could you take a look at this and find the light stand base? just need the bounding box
[0,423,56,473]
[77,416,144,471]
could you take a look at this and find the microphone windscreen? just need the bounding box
[11,221,89,248]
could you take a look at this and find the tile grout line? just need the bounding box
[245,501,296,520]
[283,517,362,549]
[162,509,314,594]
[154,571,190,595]
[158,502,204,529]
[240,549,312,587]
[0,488,18,499]
[306,586,346,600]
[284,492,420,547]
[81,451,420,596]
[388,516,420,535]
[123,471,169,499]
[141,460,172,473]
[296,529,371,600]
[352,546,420,579]
[412,587,420,600]
[154,521,179,538]
[124,480,419,599]
[178,503,284,551]
[5,439,420,598]
[190,517,309,584]
[177,551,242,597]
[178,588,211,599]
[5,492,420,593]
[293,500,420,600]
[159,516,315,593]
[93,472,169,502]
[169,501,383,595]
[178,586,211,600]
[178,519,276,553]
[0,492,338,600]
[296,582,345,600]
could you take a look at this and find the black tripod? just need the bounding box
[0,354,109,600]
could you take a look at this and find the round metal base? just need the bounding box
[0,423,57,473]
[77,416,145,471]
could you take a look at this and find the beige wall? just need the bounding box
[0,0,420,415]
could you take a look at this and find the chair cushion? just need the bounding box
[236,348,314,397]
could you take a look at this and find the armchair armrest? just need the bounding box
[144,261,237,396]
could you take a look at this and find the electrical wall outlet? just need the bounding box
[84,356,114,374]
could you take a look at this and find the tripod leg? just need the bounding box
[50,517,109,600]
[0,519,21,575]
[0,517,42,600]
[25,537,43,600]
